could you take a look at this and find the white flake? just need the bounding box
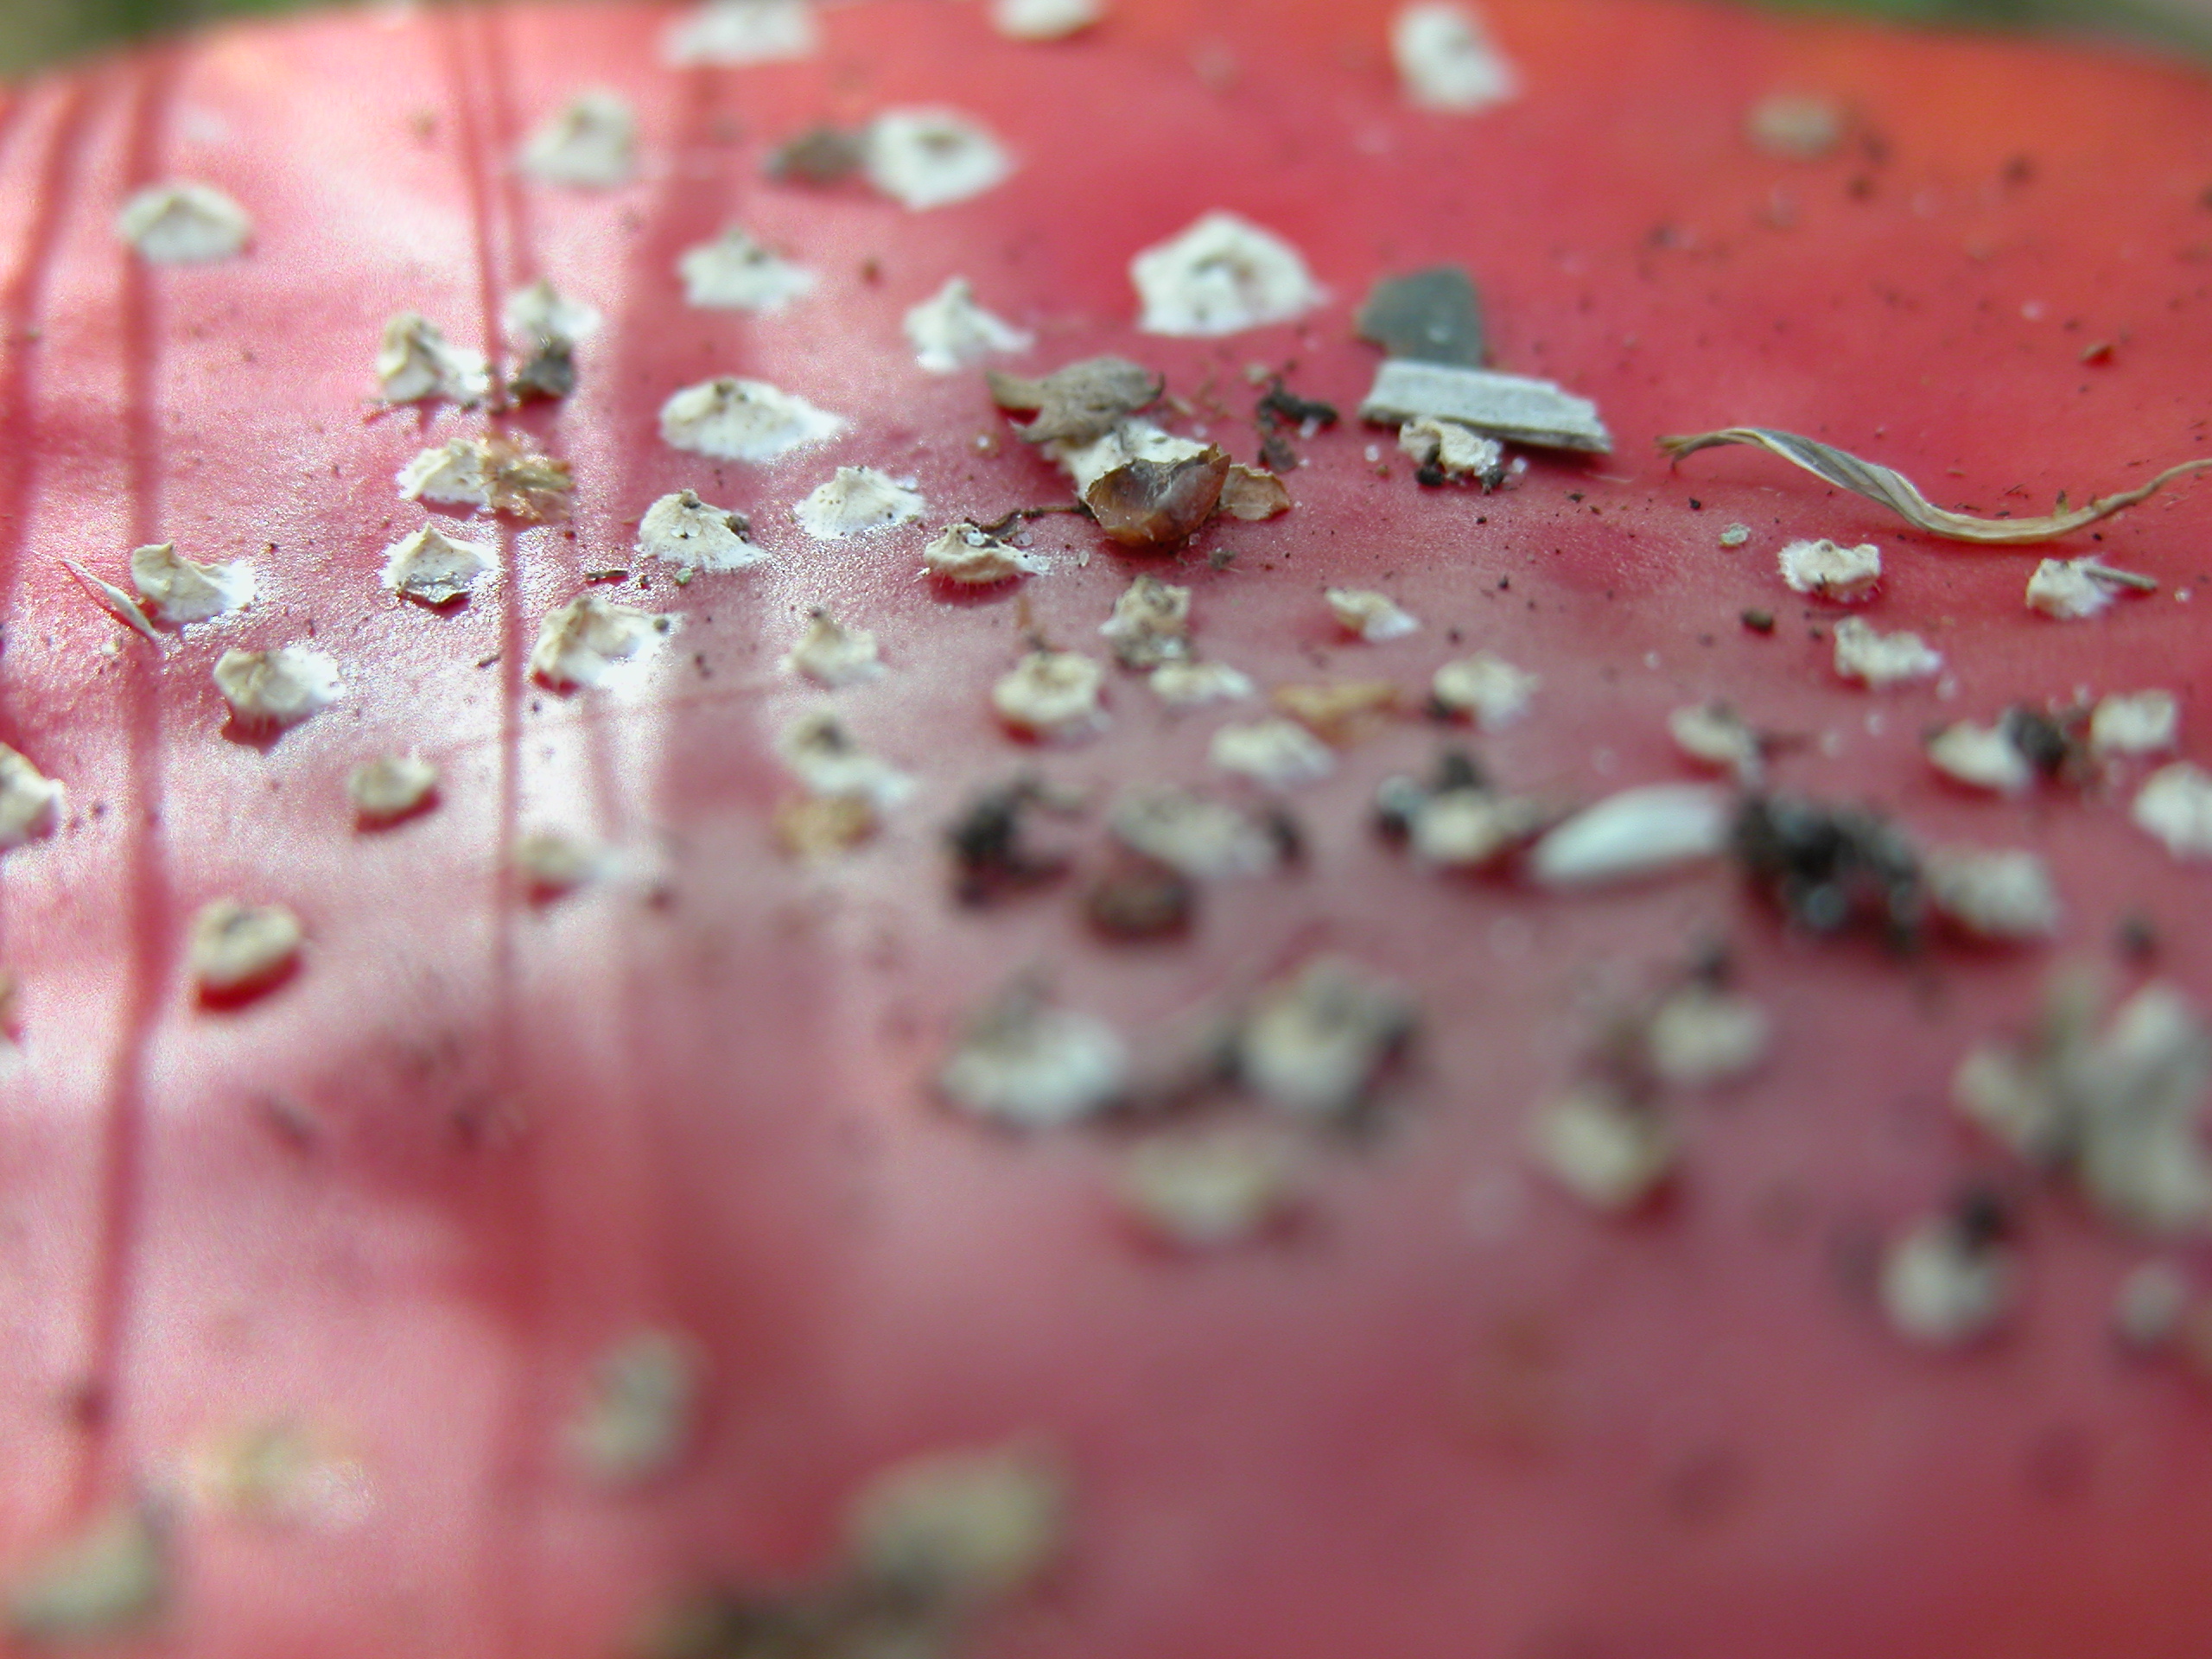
[1529,1084,1676,1212]
[1432,653,1535,730]
[1119,1134,1300,1249]
[922,522,1046,584]
[1647,987,1770,1089]
[1391,2,1518,112]
[181,1422,372,1530]
[939,985,1127,1127]
[60,559,160,643]
[1237,958,1414,1120]
[1397,417,1504,485]
[375,312,491,405]
[1131,212,1324,337]
[660,377,844,461]
[663,0,817,65]
[2113,1262,2191,1351]
[1881,1219,2015,1347]
[3,1503,168,1643]
[2025,557,2119,620]
[776,710,913,809]
[1326,588,1419,643]
[1109,787,1279,878]
[863,108,1014,210]
[116,181,250,263]
[518,90,637,188]
[780,607,882,686]
[993,650,1106,739]
[213,647,340,728]
[990,0,1102,40]
[348,754,439,824]
[504,277,601,344]
[904,277,1033,373]
[1924,847,2062,942]
[529,593,671,690]
[129,543,251,625]
[793,467,926,540]
[677,226,816,311]
[1925,721,2032,795]
[1408,789,1546,869]
[1150,661,1254,706]
[0,747,62,850]
[844,1444,1065,1602]
[1833,616,1943,688]
[1778,537,1881,601]
[380,525,495,605]
[637,489,760,572]
[1668,702,1761,779]
[189,900,303,997]
[1209,718,1334,787]
[396,440,493,509]
[2090,690,2179,759]
[2134,763,2212,860]
[565,1332,700,1487]
[1046,418,1208,493]
[1529,784,1731,888]
[1746,92,1843,160]
[514,831,601,898]
[1100,575,1191,667]
[1719,524,1751,549]
[1359,359,1610,454]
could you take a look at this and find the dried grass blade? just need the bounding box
[1658,427,2212,544]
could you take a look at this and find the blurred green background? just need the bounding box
[1,0,2209,74]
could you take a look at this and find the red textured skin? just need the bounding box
[3,2,2212,1655]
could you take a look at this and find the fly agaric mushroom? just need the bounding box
[4,0,2212,1655]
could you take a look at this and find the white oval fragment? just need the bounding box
[1746,92,1844,160]
[939,985,1127,1128]
[1109,787,1280,879]
[189,900,303,999]
[1119,1133,1302,1249]
[375,312,492,405]
[213,647,341,728]
[993,650,1107,740]
[776,710,914,810]
[347,754,439,826]
[3,1502,168,1644]
[1719,523,1751,549]
[1150,660,1255,707]
[780,607,883,687]
[844,1443,1065,1604]
[564,1331,701,1488]
[1210,718,1334,787]
[513,831,601,899]
[530,593,671,690]
[990,0,1102,40]
[1392,2,1518,112]
[1326,588,1419,643]
[1100,575,1191,668]
[505,277,602,345]
[518,90,637,188]
[922,522,1046,585]
[1408,789,1547,870]
[1778,537,1881,601]
[1529,1084,1677,1212]
[1529,783,1731,888]
[394,439,575,518]
[380,525,496,606]
[1237,958,1414,1121]
[1669,702,1761,779]
[660,376,845,461]
[677,226,816,311]
[0,746,63,850]
[128,543,251,626]
[1925,721,2033,795]
[2090,690,2179,759]
[1881,1217,2016,1348]
[1432,653,1535,730]
[904,276,1033,373]
[1924,847,2062,943]
[1833,616,1943,689]
[664,0,817,65]
[1131,212,1324,338]
[117,181,251,264]
[863,108,1014,210]
[2134,763,2212,861]
[793,467,926,541]
[1398,417,1505,486]
[1648,986,1770,1090]
[637,489,761,572]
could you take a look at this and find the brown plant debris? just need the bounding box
[988,357,1162,446]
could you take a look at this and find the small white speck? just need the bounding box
[844,1443,1065,1603]
[130,543,251,625]
[2090,690,2178,759]
[1778,537,1881,602]
[864,108,1014,210]
[213,647,340,728]
[1431,653,1535,730]
[922,521,1046,585]
[2022,300,2047,321]
[1833,616,1943,688]
[1923,846,2062,942]
[1391,2,1518,112]
[989,0,1101,39]
[564,1331,701,1487]
[2025,557,2122,620]
[664,0,817,65]
[940,983,1127,1127]
[780,607,882,687]
[1397,417,1504,484]
[777,710,912,809]
[1745,92,1842,159]
[904,276,1033,373]
[3,1503,168,1643]
[513,831,601,899]
[1237,958,1414,1120]
[348,754,438,825]
[1118,1133,1301,1249]
[1326,588,1419,643]
[637,488,761,572]
[528,593,671,690]
[1647,986,1770,1089]
[994,650,1107,740]
[505,277,601,345]
[0,746,63,850]
[189,900,303,998]
[1529,784,1731,887]
[380,525,496,606]
[1925,721,2032,795]
[1109,787,1279,878]
[1642,650,1662,671]
[1408,788,1547,869]
[1209,718,1334,787]
[795,467,926,541]
[678,226,816,311]
[1881,1217,2014,1347]
[376,312,490,405]
[1131,212,1324,337]
[1667,702,1760,780]
[660,376,844,461]
[518,90,637,188]
[1150,660,1255,706]
[2134,763,2212,860]
[117,181,250,263]
[1529,1084,1676,1212]
[2113,1262,2192,1351]
[1719,523,1751,548]
[1100,575,1192,667]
